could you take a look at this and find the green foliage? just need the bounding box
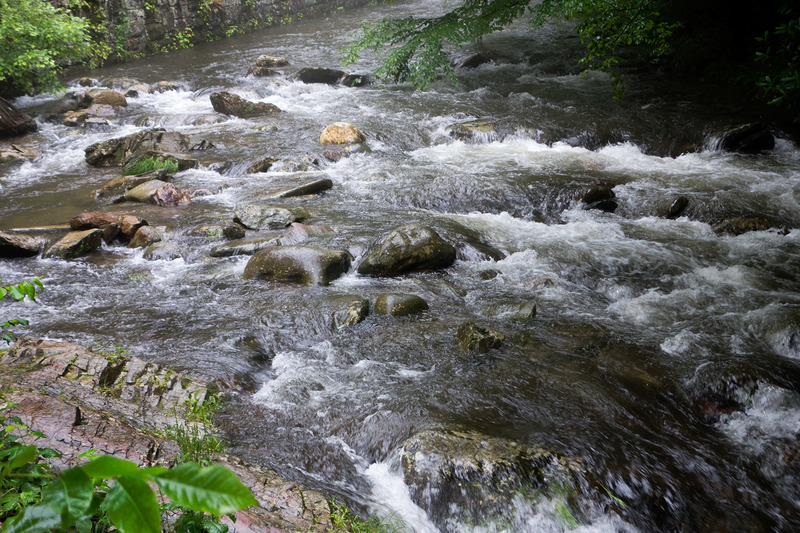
[167,422,226,466]
[0,402,59,524]
[122,156,180,176]
[327,501,403,533]
[755,3,800,120]
[1,279,42,345]
[0,0,93,95]
[184,391,223,426]
[0,402,257,533]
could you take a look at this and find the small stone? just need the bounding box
[332,296,370,328]
[662,196,689,219]
[247,157,278,174]
[143,241,182,260]
[457,323,505,353]
[319,122,365,144]
[223,225,246,240]
[373,293,429,317]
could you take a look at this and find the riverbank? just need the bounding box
[0,337,331,532]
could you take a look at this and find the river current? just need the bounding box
[3,1,800,531]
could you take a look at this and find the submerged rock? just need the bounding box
[0,231,46,258]
[243,245,352,285]
[718,123,775,153]
[143,241,182,261]
[455,52,494,69]
[581,185,617,212]
[331,295,370,328]
[339,74,371,87]
[712,217,782,236]
[84,128,212,167]
[210,92,280,118]
[446,120,498,143]
[373,293,429,317]
[43,229,104,259]
[457,322,505,353]
[662,196,689,219]
[247,156,279,174]
[358,224,456,277]
[0,97,37,138]
[319,122,365,144]
[233,205,309,230]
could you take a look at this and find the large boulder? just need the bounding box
[294,68,346,85]
[0,97,37,138]
[718,123,775,153]
[581,185,617,213]
[358,224,456,277]
[43,229,104,259]
[69,212,121,230]
[319,122,365,144]
[243,245,351,286]
[256,55,290,68]
[0,231,46,258]
[84,128,212,167]
[210,92,280,118]
[402,429,584,529]
[80,89,127,108]
[373,293,429,317]
[446,120,498,143]
[233,205,309,230]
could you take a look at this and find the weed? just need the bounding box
[327,500,405,533]
[123,155,179,176]
[184,390,223,426]
[167,421,226,465]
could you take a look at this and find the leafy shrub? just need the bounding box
[1,278,42,344]
[0,0,93,95]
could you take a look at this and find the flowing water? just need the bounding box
[3,1,800,531]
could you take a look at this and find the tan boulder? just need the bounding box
[319,122,365,144]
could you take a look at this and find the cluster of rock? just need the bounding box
[245,54,371,88]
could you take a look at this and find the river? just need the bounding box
[2,0,800,531]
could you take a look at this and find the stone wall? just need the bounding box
[68,0,374,60]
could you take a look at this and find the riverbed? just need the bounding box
[3,1,800,531]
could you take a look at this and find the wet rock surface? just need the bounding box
[234,205,310,230]
[243,245,352,285]
[457,322,506,353]
[319,122,365,144]
[84,128,212,167]
[358,224,457,276]
[0,338,331,532]
[0,97,37,137]
[210,92,280,118]
[0,231,46,258]
[43,229,104,259]
[373,293,429,316]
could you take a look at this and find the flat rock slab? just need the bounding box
[243,245,351,285]
[0,231,46,257]
[234,205,310,230]
[0,337,331,532]
[268,178,333,199]
[43,229,104,259]
[210,233,282,257]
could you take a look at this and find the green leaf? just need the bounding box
[80,455,141,479]
[41,466,93,529]
[8,444,38,471]
[101,474,161,533]
[4,504,61,533]
[155,463,258,515]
